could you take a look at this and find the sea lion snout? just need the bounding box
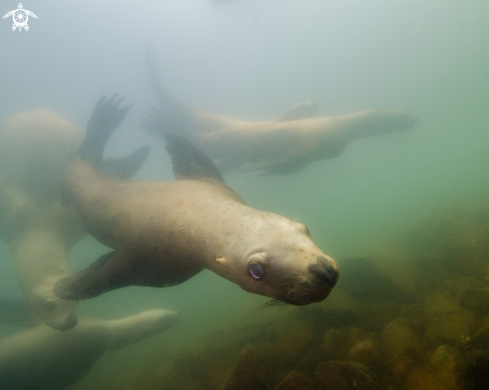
[308,256,338,287]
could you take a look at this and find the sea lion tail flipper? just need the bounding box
[163,133,225,185]
[142,45,190,136]
[77,94,132,164]
[275,101,318,122]
[53,251,139,300]
[104,145,151,180]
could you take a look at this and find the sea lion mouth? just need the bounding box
[45,313,78,331]
[261,283,334,308]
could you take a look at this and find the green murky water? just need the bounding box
[1,1,489,389]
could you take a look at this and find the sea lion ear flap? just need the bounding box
[104,145,151,180]
[163,133,225,185]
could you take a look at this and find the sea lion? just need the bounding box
[54,95,338,305]
[199,110,419,175]
[140,46,317,172]
[141,47,418,175]
[0,109,149,331]
[0,307,179,390]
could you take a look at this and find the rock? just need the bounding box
[472,315,489,346]
[218,344,269,390]
[322,327,369,361]
[381,318,423,378]
[273,370,313,390]
[313,289,359,313]
[338,257,416,304]
[294,327,368,378]
[314,361,374,390]
[459,287,489,316]
[207,360,233,388]
[365,241,417,294]
[444,277,486,298]
[425,293,475,344]
[405,345,460,390]
[274,321,315,361]
[348,338,382,365]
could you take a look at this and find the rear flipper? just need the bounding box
[77,94,132,165]
[104,145,150,180]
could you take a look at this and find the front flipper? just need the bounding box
[77,94,132,164]
[164,133,225,185]
[54,251,145,300]
[104,145,150,180]
[54,250,200,300]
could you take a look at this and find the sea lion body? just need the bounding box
[142,48,417,175]
[0,110,85,331]
[0,109,150,331]
[200,110,419,174]
[0,309,179,390]
[55,97,338,305]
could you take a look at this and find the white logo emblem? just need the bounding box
[3,3,37,32]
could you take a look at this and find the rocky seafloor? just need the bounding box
[109,204,489,390]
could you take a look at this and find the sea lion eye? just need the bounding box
[249,262,265,280]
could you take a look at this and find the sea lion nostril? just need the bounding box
[309,257,337,286]
[308,264,332,283]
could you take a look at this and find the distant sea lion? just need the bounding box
[54,95,338,305]
[141,47,418,175]
[199,110,419,175]
[0,307,179,390]
[0,109,149,331]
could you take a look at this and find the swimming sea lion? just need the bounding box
[141,47,418,175]
[0,308,179,390]
[140,45,317,172]
[54,95,338,305]
[200,110,419,175]
[0,110,86,331]
[0,109,149,331]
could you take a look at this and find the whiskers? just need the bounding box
[259,297,290,309]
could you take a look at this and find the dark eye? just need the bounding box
[249,262,265,280]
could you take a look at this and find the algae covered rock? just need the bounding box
[338,257,416,304]
[425,293,474,344]
[314,361,374,390]
[381,317,424,378]
[348,338,382,365]
[459,287,489,316]
[218,344,269,390]
[207,360,233,388]
[273,370,313,390]
[405,345,460,390]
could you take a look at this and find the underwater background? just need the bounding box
[1,0,489,389]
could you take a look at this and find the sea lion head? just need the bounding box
[217,211,339,306]
[34,296,78,331]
